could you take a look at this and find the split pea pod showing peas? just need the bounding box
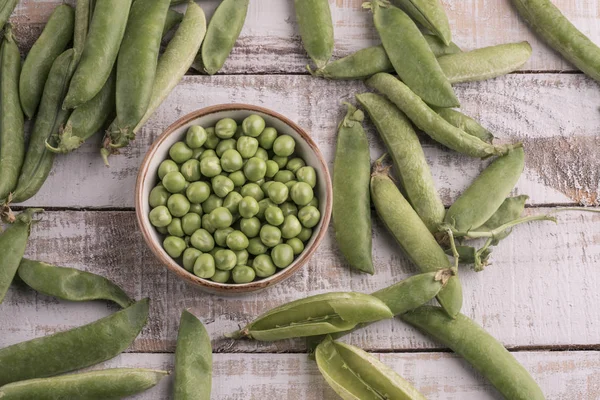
[0,209,43,304]
[371,168,462,318]
[0,298,149,385]
[316,336,427,400]
[433,107,494,144]
[0,0,18,33]
[511,0,600,83]
[401,306,545,400]
[357,93,445,232]
[366,1,458,108]
[174,310,212,400]
[392,0,451,46]
[0,368,168,400]
[366,73,521,158]
[19,4,74,119]
[0,25,25,201]
[17,259,134,308]
[333,103,373,274]
[294,0,334,69]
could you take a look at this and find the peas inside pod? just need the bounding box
[148,115,321,284]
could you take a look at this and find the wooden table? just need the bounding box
[3,1,600,398]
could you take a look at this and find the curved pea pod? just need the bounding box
[444,147,525,234]
[316,336,427,400]
[438,42,532,84]
[17,258,134,308]
[511,0,600,83]
[163,9,184,37]
[357,93,445,232]
[433,107,494,144]
[0,0,18,36]
[333,103,373,274]
[174,310,212,400]
[0,25,25,200]
[0,209,43,303]
[366,1,458,108]
[0,368,168,399]
[365,73,521,158]
[198,0,248,75]
[228,292,393,341]
[401,306,545,400]
[295,0,334,69]
[392,0,451,46]
[0,298,149,385]
[370,169,462,318]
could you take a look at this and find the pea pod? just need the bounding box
[316,336,427,400]
[17,258,134,308]
[477,195,529,232]
[0,25,24,200]
[63,0,134,109]
[0,0,18,33]
[366,1,458,108]
[333,103,373,274]
[73,0,92,58]
[294,0,334,69]
[0,368,168,399]
[371,167,462,318]
[174,310,212,400]
[0,209,42,303]
[445,245,492,269]
[228,292,393,341]
[357,93,445,232]
[392,0,451,46]
[401,306,545,400]
[365,73,521,158]
[163,9,183,37]
[433,107,494,144]
[0,298,149,385]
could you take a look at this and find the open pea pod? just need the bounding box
[228,292,393,341]
[316,336,427,400]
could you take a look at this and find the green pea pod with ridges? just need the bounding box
[0,25,24,200]
[199,0,248,75]
[477,194,529,232]
[366,1,458,108]
[163,9,183,37]
[365,73,521,158]
[116,0,170,135]
[392,0,451,46]
[0,0,18,33]
[0,298,149,385]
[433,107,494,144]
[295,0,334,69]
[17,258,134,308]
[439,42,532,84]
[10,49,77,204]
[316,336,427,400]
[444,147,525,234]
[0,368,168,399]
[371,168,462,318]
[401,306,545,400]
[19,4,74,119]
[333,103,373,274]
[0,209,42,303]
[511,0,600,83]
[63,0,133,109]
[73,0,93,59]
[174,310,212,400]
[228,292,393,341]
[357,93,445,232]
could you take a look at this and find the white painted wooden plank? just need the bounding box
[17,73,600,209]
[1,208,598,351]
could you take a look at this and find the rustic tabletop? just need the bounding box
[2,0,600,399]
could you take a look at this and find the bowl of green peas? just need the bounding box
[136,104,332,294]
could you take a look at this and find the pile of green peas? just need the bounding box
[148,114,321,284]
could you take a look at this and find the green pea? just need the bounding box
[274,170,295,183]
[167,218,184,237]
[214,249,237,271]
[182,213,202,236]
[280,202,298,217]
[158,159,179,179]
[210,207,233,229]
[265,207,284,226]
[298,205,321,228]
[216,138,237,157]
[240,183,264,201]
[189,203,203,215]
[209,247,225,258]
[149,185,170,208]
[167,194,191,217]
[234,249,249,266]
[286,157,306,173]
[257,127,277,149]
[297,227,313,242]
[243,157,267,182]
[214,227,235,247]
[242,114,266,137]
[237,196,260,219]
[186,125,207,149]
[226,230,249,251]
[232,265,256,283]
[252,254,276,278]
[184,236,191,248]
[202,194,223,214]
[211,175,234,198]
[180,159,202,182]
[201,214,216,234]
[284,180,297,190]
[260,225,282,247]
[199,149,217,160]
[286,238,305,255]
[220,149,243,172]
[290,182,314,206]
[193,253,216,279]
[200,156,222,178]
[267,182,289,204]
[236,136,259,158]
[190,229,215,252]
[234,125,244,139]
[162,171,187,193]
[308,196,319,208]
[211,269,230,283]
[281,215,302,239]
[169,141,194,163]
[229,170,247,187]
[261,181,275,195]
[256,198,276,220]
[254,178,265,186]
[223,191,243,215]
[240,217,261,238]
[204,127,220,149]
[296,166,316,189]
[186,181,211,204]
[271,155,288,169]
[156,226,168,235]
[272,244,295,268]
[215,118,237,139]
[272,135,295,157]
[182,248,202,272]
[150,206,172,228]
[264,160,279,178]
[192,147,205,160]
[247,237,268,255]
[254,147,269,161]
[163,236,187,258]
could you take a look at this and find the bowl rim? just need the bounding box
[135,103,332,294]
